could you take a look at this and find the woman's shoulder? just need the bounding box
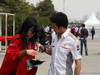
[9,38,21,46]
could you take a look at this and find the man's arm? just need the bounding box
[74,59,81,75]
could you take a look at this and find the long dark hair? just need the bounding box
[18,17,38,49]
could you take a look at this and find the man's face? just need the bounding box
[52,24,62,34]
[52,25,58,33]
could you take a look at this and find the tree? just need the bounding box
[0,0,55,33]
[34,0,55,26]
[36,0,55,16]
[0,0,7,5]
[0,0,36,34]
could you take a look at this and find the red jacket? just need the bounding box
[0,34,20,41]
[0,38,38,75]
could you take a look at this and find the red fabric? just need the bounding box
[71,28,76,36]
[0,34,20,41]
[0,38,38,75]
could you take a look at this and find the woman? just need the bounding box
[0,17,39,75]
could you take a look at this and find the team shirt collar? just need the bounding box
[61,28,71,39]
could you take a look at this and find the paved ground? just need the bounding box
[80,37,100,75]
[0,37,100,75]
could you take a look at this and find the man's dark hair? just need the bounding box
[50,12,68,28]
[81,24,85,27]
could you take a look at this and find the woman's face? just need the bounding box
[27,27,35,39]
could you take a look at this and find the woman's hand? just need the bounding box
[35,43,45,52]
[26,49,38,56]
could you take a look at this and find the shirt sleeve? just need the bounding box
[70,41,82,60]
[7,39,21,60]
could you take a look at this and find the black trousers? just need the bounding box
[92,34,94,40]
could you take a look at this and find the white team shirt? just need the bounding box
[48,29,81,75]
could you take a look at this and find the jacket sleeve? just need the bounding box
[6,39,22,61]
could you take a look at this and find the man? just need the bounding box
[91,26,95,40]
[44,12,81,75]
[80,24,88,56]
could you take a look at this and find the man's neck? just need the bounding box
[57,28,67,40]
[57,33,62,40]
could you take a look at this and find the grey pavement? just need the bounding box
[81,37,100,75]
[0,37,100,75]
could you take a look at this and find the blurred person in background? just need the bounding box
[79,24,89,56]
[91,26,95,40]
